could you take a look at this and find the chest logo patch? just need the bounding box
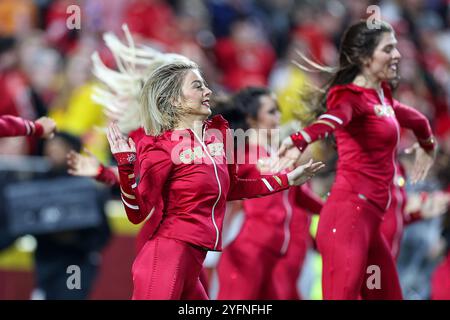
[373,104,395,117]
[179,143,224,164]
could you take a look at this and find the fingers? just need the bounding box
[104,109,120,121]
[256,158,274,174]
[106,125,113,144]
[289,159,321,180]
[278,144,287,158]
[412,150,433,184]
[302,161,324,176]
[107,122,122,145]
[109,122,119,141]
[411,170,421,185]
[106,122,134,154]
[66,150,79,164]
[411,158,423,184]
[296,159,313,172]
[271,157,292,173]
[409,144,434,184]
[106,124,117,152]
[285,159,295,171]
[309,161,326,173]
[67,150,80,176]
[128,138,136,152]
[297,160,324,177]
[112,122,126,141]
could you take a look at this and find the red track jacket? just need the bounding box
[113,115,290,251]
[0,115,44,137]
[291,82,435,211]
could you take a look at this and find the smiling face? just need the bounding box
[178,69,212,118]
[364,31,402,82]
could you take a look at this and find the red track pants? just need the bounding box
[131,236,208,300]
[316,190,403,300]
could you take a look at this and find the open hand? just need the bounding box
[258,136,302,174]
[287,159,325,186]
[405,143,435,184]
[106,122,136,154]
[67,149,101,177]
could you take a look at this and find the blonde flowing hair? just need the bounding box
[139,60,198,135]
[91,24,193,134]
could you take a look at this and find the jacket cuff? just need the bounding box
[290,131,309,151]
[277,174,289,188]
[418,136,437,153]
[114,152,137,166]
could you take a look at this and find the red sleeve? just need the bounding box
[290,88,354,151]
[114,141,172,225]
[95,164,119,186]
[211,116,290,201]
[0,115,43,137]
[393,100,436,152]
[295,184,324,214]
[226,162,290,201]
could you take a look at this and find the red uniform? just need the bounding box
[95,128,158,253]
[380,162,424,259]
[96,128,214,293]
[0,115,44,138]
[114,115,290,299]
[272,186,322,300]
[217,145,323,299]
[290,82,435,300]
[380,162,407,259]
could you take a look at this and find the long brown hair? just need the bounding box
[297,20,394,123]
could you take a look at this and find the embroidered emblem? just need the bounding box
[207,143,224,157]
[179,143,224,164]
[374,104,395,117]
[179,146,203,164]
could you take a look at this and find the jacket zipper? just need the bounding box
[280,190,292,255]
[192,128,222,250]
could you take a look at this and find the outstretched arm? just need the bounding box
[0,115,56,138]
[227,159,325,201]
[67,149,119,186]
[393,100,436,152]
[276,98,354,172]
[289,102,353,152]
